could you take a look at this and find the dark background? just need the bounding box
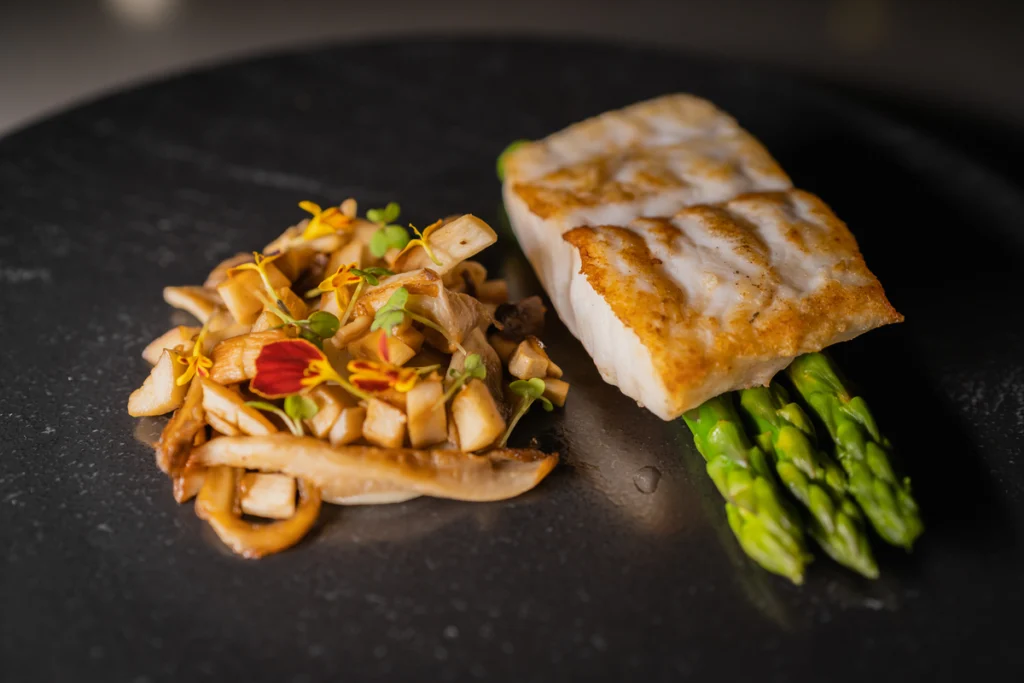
[2,2,1023,682]
[1,0,1023,136]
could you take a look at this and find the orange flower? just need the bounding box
[397,219,444,266]
[317,262,361,312]
[346,331,419,393]
[227,251,284,303]
[347,359,419,394]
[299,201,354,241]
[174,326,212,386]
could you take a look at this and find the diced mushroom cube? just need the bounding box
[508,339,549,380]
[488,333,519,365]
[362,398,407,449]
[215,263,290,325]
[476,279,509,304]
[329,315,372,348]
[305,384,356,439]
[451,379,506,452]
[329,405,367,446]
[240,473,297,519]
[406,379,447,448]
[543,378,570,408]
[127,350,189,417]
[142,325,199,365]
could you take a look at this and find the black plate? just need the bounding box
[3,39,1022,682]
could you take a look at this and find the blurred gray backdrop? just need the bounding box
[0,0,1021,135]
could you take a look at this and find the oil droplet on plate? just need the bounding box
[633,466,661,494]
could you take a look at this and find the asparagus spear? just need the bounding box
[786,353,923,549]
[683,395,811,584]
[739,384,878,578]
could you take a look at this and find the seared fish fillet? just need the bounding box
[502,94,901,420]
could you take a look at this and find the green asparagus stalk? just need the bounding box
[738,384,878,578]
[683,395,812,584]
[786,353,923,549]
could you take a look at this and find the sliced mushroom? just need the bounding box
[493,296,546,342]
[204,252,254,288]
[323,479,420,506]
[155,377,205,475]
[476,279,509,305]
[163,286,222,324]
[392,214,497,276]
[200,378,277,436]
[487,333,519,365]
[195,465,321,559]
[208,329,292,385]
[447,327,504,404]
[173,430,207,503]
[192,435,559,502]
[128,349,189,417]
[142,325,199,365]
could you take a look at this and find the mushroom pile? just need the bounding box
[128,200,565,558]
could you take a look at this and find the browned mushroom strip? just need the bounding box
[155,378,205,475]
[208,328,293,384]
[192,435,558,502]
[195,465,321,559]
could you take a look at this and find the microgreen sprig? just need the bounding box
[338,266,394,327]
[371,287,466,354]
[258,294,340,348]
[498,377,553,447]
[367,202,409,258]
[434,354,486,408]
[245,395,319,437]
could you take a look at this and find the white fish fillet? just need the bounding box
[502,94,901,420]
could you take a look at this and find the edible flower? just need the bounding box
[345,333,419,394]
[317,262,362,312]
[346,359,420,394]
[174,325,212,386]
[227,251,284,304]
[298,200,354,241]
[251,339,369,401]
[398,219,444,266]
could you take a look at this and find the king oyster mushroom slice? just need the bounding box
[192,435,558,503]
[357,269,492,352]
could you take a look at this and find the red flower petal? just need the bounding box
[377,332,390,363]
[347,359,381,373]
[350,376,392,393]
[251,339,326,398]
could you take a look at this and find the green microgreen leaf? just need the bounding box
[298,328,324,349]
[284,394,319,421]
[369,230,390,258]
[371,309,405,334]
[367,202,401,225]
[510,377,546,400]
[244,400,284,415]
[307,310,340,339]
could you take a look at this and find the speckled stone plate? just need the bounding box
[2,39,1022,682]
